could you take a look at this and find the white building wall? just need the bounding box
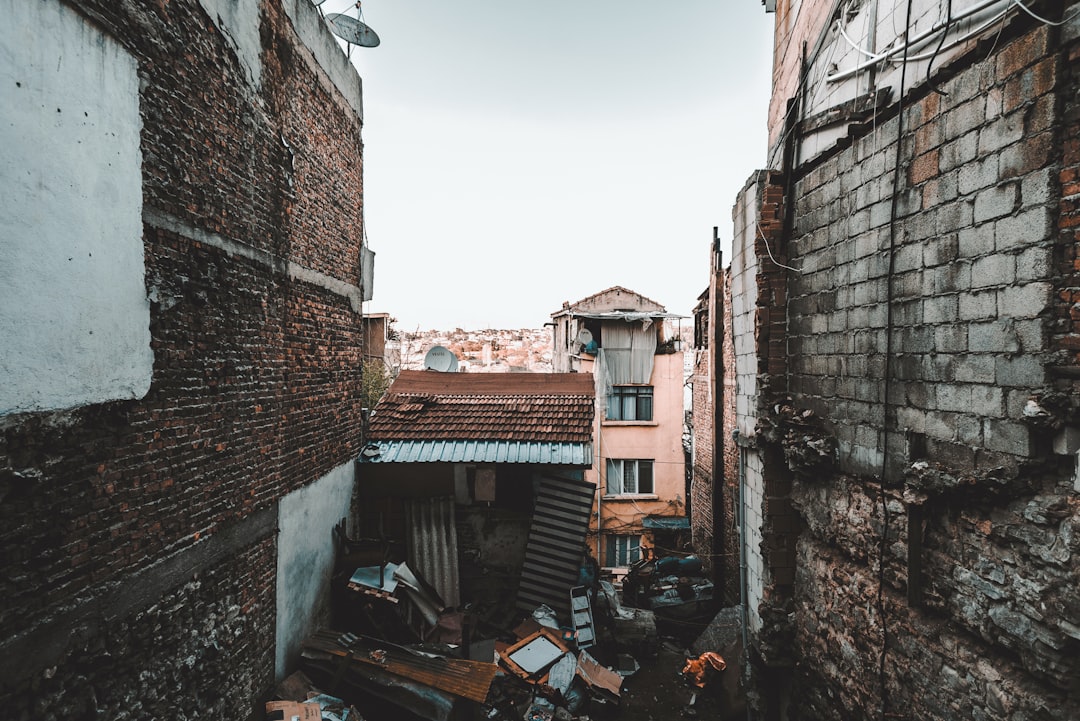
[731,173,767,632]
[0,0,152,415]
[274,460,356,680]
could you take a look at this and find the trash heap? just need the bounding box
[619,555,716,626]
[266,535,641,721]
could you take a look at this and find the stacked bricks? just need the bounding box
[690,313,717,576]
[0,1,367,717]
[1056,18,1080,371]
[720,270,740,605]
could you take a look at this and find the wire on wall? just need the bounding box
[878,0,914,718]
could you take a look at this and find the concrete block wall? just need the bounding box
[788,23,1061,477]
[0,1,367,717]
[771,9,1080,720]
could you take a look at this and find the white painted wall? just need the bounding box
[198,0,263,88]
[731,175,766,633]
[275,461,356,680]
[0,0,152,416]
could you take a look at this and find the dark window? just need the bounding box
[606,459,654,495]
[606,534,642,567]
[607,385,653,421]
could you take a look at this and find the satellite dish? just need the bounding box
[575,328,594,346]
[423,345,460,372]
[325,14,381,47]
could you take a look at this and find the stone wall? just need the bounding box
[0,1,367,717]
[739,6,1080,719]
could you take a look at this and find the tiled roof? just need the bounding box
[368,371,595,444]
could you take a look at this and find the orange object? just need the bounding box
[681,651,727,688]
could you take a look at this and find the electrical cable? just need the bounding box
[925,0,954,96]
[756,221,802,273]
[1012,0,1080,26]
[878,0,914,717]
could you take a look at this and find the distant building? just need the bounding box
[551,287,688,574]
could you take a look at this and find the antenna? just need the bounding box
[423,346,460,373]
[325,13,381,48]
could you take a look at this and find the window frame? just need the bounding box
[605,458,654,496]
[606,384,654,421]
[605,534,642,567]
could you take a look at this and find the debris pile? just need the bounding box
[270,526,742,720]
[620,555,717,628]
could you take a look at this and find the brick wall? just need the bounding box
[759,8,1080,720]
[690,330,716,573]
[0,1,367,716]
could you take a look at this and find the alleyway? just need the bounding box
[617,641,734,721]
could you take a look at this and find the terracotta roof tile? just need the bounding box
[369,371,595,444]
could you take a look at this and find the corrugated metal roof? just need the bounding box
[361,439,592,465]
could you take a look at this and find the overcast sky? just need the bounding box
[323,1,775,331]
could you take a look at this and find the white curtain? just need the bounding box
[594,318,656,408]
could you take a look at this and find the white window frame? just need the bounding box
[606,458,654,495]
[606,534,642,567]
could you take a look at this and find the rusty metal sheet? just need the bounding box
[303,630,497,704]
[405,496,459,608]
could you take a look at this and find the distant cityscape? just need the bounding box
[392,327,555,373]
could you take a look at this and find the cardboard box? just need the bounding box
[265,700,321,721]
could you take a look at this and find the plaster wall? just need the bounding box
[731,174,768,633]
[198,0,262,88]
[275,460,355,680]
[0,0,151,415]
[581,352,687,560]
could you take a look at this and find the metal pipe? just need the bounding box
[737,441,752,721]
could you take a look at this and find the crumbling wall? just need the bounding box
[772,10,1080,720]
[0,0,367,716]
[690,326,716,572]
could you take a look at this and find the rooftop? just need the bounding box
[367,370,595,444]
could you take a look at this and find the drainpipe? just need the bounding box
[596,413,603,562]
[737,437,752,721]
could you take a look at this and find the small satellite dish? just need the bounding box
[576,328,594,346]
[325,14,381,47]
[423,345,460,372]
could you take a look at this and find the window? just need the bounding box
[606,385,653,421]
[606,535,642,567]
[606,459,654,495]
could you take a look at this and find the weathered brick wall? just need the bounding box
[720,269,739,605]
[690,335,716,574]
[773,11,1080,720]
[0,1,367,716]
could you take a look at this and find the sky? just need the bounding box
[321,1,776,331]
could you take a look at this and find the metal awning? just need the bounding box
[359,439,592,465]
[567,311,686,321]
[643,516,690,530]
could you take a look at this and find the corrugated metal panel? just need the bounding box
[362,440,591,465]
[405,496,460,607]
[517,475,595,617]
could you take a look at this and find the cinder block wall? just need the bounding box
[778,16,1080,720]
[0,1,367,717]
